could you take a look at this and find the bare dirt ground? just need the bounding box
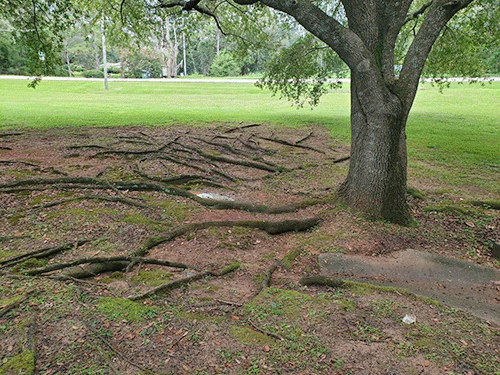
[0,124,499,374]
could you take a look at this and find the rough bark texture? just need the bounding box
[339,73,409,224]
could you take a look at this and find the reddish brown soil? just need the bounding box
[1,125,499,374]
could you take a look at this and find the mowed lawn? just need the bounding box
[1,78,499,192]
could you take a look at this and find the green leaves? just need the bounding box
[256,34,347,107]
[1,0,78,78]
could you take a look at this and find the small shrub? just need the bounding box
[82,69,104,78]
[104,66,121,74]
[70,64,84,72]
[209,52,240,77]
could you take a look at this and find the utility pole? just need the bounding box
[216,29,220,55]
[183,33,187,76]
[101,18,108,91]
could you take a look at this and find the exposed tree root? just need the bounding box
[156,154,238,182]
[64,261,131,279]
[127,261,241,300]
[190,136,281,169]
[0,160,39,167]
[0,177,323,214]
[0,239,91,269]
[134,218,321,257]
[224,123,261,133]
[295,131,313,144]
[29,194,148,210]
[248,319,284,341]
[25,256,195,276]
[332,156,350,163]
[259,135,326,154]
[66,144,108,150]
[0,131,23,138]
[134,169,224,189]
[260,260,281,291]
[299,275,344,288]
[0,289,42,318]
[471,200,500,210]
[93,147,165,157]
[174,142,287,173]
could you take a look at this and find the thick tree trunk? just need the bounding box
[339,73,410,225]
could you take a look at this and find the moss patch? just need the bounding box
[97,297,159,322]
[100,271,126,284]
[0,295,22,307]
[0,250,14,261]
[281,247,303,269]
[244,287,327,322]
[11,258,48,274]
[230,326,274,347]
[131,269,172,287]
[0,350,35,375]
[47,207,119,220]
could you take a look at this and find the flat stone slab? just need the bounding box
[319,249,500,325]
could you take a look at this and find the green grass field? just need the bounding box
[1,78,499,191]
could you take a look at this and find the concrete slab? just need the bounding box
[319,249,500,325]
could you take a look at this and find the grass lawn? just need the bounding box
[1,78,500,374]
[1,77,499,192]
[0,78,351,133]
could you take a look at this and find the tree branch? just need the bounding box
[397,0,476,112]
[156,0,227,35]
[404,0,434,24]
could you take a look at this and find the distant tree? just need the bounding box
[209,51,240,77]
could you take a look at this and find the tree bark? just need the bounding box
[339,73,410,225]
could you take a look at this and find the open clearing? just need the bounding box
[1,122,499,374]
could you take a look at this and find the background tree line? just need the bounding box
[0,11,345,79]
[4,6,495,80]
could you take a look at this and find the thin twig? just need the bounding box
[248,319,284,341]
[170,331,189,347]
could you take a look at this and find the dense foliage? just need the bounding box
[1,1,499,84]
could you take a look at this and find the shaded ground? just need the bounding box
[1,125,499,374]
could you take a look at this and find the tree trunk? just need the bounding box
[339,73,410,225]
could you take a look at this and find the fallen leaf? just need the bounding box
[231,315,240,321]
[263,345,271,352]
[465,221,475,228]
[460,339,468,346]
